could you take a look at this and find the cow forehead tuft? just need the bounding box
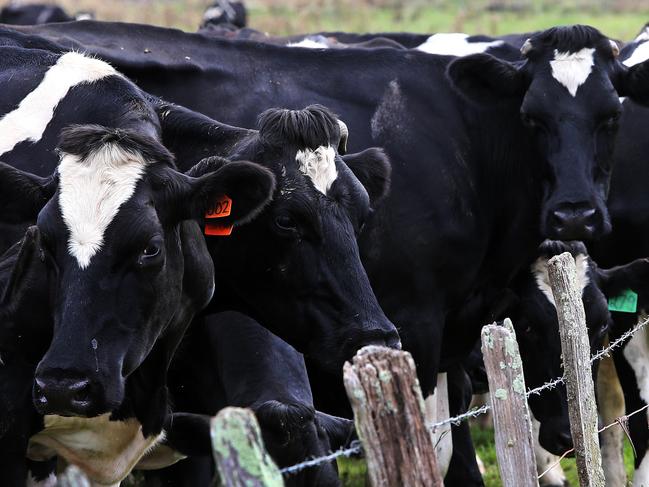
[58,141,150,269]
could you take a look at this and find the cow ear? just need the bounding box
[596,257,649,299]
[447,53,527,105]
[0,162,57,223]
[315,412,355,450]
[165,156,275,225]
[616,60,649,106]
[343,148,391,208]
[1,226,44,308]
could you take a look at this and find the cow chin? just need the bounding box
[537,416,574,456]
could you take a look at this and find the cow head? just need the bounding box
[24,125,274,425]
[448,25,649,241]
[192,105,399,372]
[512,240,649,454]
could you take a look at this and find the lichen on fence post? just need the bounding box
[481,319,539,487]
[56,465,90,487]
[343,345,443,487]
[548,252,605,487]
[211,407,284,487]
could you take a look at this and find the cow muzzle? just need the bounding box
[545,202,606,241]
[33,371,108,417]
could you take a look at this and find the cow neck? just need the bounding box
[157,102,253,172]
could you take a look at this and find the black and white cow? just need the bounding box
[144,311,354,487]
[0,43,275,484]
[13,22,649,485]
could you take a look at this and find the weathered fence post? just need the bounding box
[211,407,284,487]
[548,252,605,487]
[56,465,90,487]
[481,319,539,487]
[343,345,443,487]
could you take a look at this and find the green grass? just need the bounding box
[337,424,638,486]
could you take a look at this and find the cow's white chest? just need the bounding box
[27,414,163,485]
[0,52,117,157]
[531,253,590,308]
[550,48,595,97]
[416,33,503,56]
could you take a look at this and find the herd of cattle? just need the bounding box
[2,1,649,486]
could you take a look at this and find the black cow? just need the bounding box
[0,43,275,484]
[16,22,649,485]
[200,0,246,29]
[143,311,353,487]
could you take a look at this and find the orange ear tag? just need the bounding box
[205,195,233,236]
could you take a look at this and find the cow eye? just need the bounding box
[275,215,297,232]
[600,113,621,130]
[139,236,164,267]
[143,243,160,257]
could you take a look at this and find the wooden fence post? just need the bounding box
[56,465,90,487]
[343,345,443,487]
[548,252,605,487]
[211,407,284,487]
[481,319,539,487]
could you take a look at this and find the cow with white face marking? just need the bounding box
[0,43,275,483]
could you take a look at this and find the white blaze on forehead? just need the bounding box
[0,52,117,157]
[416,33,504,56]
[532,254,590,308]
[203,5,224,21]
[550,47,595,97]
[295,145,337,194]
[58,144,149,269]
[287,38,329,49]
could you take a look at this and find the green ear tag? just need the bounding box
[608,289,638,313]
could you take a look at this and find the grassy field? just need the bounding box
[16,0,646,485]
[19,0,649,41]
[338,424,637,486]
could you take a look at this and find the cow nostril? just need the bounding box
[69,380,91,404]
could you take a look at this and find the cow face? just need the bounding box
[513,240,649,455]
[30,125,274,419]
[196,106,399,372]
[448,25,649,241]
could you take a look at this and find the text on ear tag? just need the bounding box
[206,195,232,219]
[205,223,233,236]
[608,289,638,313]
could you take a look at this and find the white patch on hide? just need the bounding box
[27,414,164,485]
[416,33,503,56]
[58,144,149,269]
[532,253,590,308]
[295,145,337,194]
[287,39,329,49]
[0,52,117,157]
[550,48,595,97]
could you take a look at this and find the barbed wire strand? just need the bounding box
[281,316,649,476]
[537,403,649,480]
[280,444,362,476]
[431,315,649,430]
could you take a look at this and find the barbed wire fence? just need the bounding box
[280,314,649,478]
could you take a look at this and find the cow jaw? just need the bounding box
[26,414,164,485]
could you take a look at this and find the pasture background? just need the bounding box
[12,0,645,484]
